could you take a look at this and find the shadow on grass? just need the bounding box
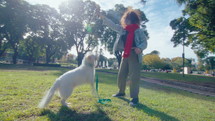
[97,72,215,101]
[118,97,179,121]
[96,71,215,102]
[40,106,112,121]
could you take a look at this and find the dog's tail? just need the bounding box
[38,80,59,108]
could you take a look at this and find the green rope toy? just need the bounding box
[95,74,111,104]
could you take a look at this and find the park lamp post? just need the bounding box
[207,58,211,75]
[182,39,185,77]
[213,58,215,76]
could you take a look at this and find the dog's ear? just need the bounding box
[87,55,92,60]
[87,55,94,62]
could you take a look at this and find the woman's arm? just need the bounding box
[136,29,148,51]
[101,15,123,33]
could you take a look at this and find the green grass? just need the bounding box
[98,69,215,87]
[141,72,215,87]
[0,65,215,121]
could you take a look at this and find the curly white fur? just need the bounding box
[38,52,96,108]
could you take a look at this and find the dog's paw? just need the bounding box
[61,101,71,107]
[66,102,71,105]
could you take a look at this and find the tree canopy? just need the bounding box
[0,0,30,64]
[0,0,72,64]
[59,0,104,66]
[170,0,215,58]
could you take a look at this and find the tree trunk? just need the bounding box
[0,42,9,57]
[45,48,50,64]
[77,52,84,66]
[28,54,34,64]
[45,47,56,64]
[12,48,18,64]
[46,54,51,64]
[0,48,7,57]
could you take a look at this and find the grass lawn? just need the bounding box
[141,72,215,88]
[0,64,215,121]
[98,69,215,87]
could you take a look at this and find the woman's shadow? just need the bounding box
[40,105,112,121]
[118,97,179,121]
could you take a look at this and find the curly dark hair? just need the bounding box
[120,8,141,28]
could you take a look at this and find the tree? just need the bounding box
[143,54,164,69]
[60,0,104,66]
[142,50,171,70]
[30,4,69,64]
[98,55,107,67]
[171,57,189,71]
[170,0,215,58]
[205,56,215,74]
[0,37,9,57]
[150,50,160,55]
[161,58,173,70]
[196,55,205,71]
[107,58,117,67]
[18,36,43,64]
[0,0,30,64]
[170,17,194,49]
[0,4,10,57]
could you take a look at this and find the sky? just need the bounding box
[25,0,198,60]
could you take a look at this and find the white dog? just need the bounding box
[38,52,96,108]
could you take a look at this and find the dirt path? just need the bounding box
[141,77,215,97]
[98,70,215,97]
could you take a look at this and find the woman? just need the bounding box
[100,8,148,106]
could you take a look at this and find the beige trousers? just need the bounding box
[117,50,141,98]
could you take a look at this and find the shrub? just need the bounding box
[33,63,61,67]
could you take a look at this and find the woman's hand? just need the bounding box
[134,48,142,54]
